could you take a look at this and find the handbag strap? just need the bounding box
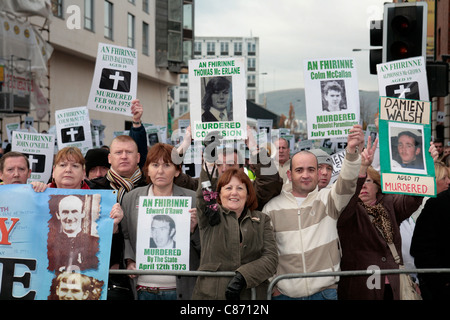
[387,242,402,265]
[369,214,402,265]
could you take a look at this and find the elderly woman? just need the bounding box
[121,143,198,300]
[337,141,439,300]
[192,168,278,300]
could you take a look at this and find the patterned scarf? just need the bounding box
[107,167,143,203]
[363,202,394,244]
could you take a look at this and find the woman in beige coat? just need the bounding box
[192,168,278,300]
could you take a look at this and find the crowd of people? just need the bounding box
[0,99,449,301]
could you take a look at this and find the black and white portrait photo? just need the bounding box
[321,80,347,112]
[201,76,233,122]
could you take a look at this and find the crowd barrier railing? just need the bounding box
[109,268,450,300]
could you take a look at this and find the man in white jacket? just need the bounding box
[263,125,364,300]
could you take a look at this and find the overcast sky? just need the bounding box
[195,0,391,93]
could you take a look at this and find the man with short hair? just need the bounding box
[433,138,444,159]
[88,135,147,201]
[48,195,99,272]
[0,151,31,185]
[263,125,364,300]
[54,272,94,300]
[309,149,334,190]
[87,100,148,300]
[274,137,291,184]
[394,131,424,169]
[150,215,176,248]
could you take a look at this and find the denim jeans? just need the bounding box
[138,289,177,300]
[272,288,337,300]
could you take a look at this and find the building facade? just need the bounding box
[1,0,194,146]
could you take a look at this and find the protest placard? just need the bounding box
[330,149,345,184]
[136,196,191,272]
[378,96,436,196]
[283,134,296,155]
[87,43,137,116]
[55,106,93,155]
[297,140,314,151]
[6,122,20,142]
[321,136,348,154]
[0,185,115,300]
[377,56,429,102]
[11,131,55,183]
[257,119,272,136]
[189,57,247,141]
[303,57,360,140]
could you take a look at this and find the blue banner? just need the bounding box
[0,185,116,300]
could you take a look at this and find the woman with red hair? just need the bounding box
[192,168,278,300]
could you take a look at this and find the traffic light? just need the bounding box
[369,19,383,75]
[383,2,427,63]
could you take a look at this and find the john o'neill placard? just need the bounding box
[11,131,55,184]
[303,57,360,140]
[378,96,436,197]
[189,57,247,141]
[136,196,191,272]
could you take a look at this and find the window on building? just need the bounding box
[180,104,189,115]
[247,89,256,102]
[234,42,242,55]
[128,13,135,48]
[207,42,215,56]
[248,75,256,87]
[248,42,256,56]
[248,58,256,71]
[128,0,136,5]
[142,22,149,56]
[52,0,64,18]
[104,1,113,40]
[180,74,188,85]
[84,0,94,31]
[180,89,188,102]
[194,41,202,56]
[143,0,149,13]
[220,42,229,56]
[168,0,183,62]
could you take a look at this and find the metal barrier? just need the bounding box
[110,268,450,300]
[266,268,450,300]
[109,269,257,299]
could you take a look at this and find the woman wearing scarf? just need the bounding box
[121,143,199,300]
[336,140,438,300]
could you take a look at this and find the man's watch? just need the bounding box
[132,120,141,125]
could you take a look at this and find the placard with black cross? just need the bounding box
[385,81,420,100]
[61,126,85,143]
[99,68,131,93]
[23,153,46,173]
